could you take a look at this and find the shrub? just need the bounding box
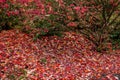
[32,15,64,40]
[0,0,25,31]
[44,0,120,52]
[25,0,71,39]
[70,0,120,52]
[43,0,120,52]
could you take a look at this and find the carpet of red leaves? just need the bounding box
[0,30,120,80]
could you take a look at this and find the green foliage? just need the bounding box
[40,58,47,64]
[7,74,16,80]
[18,76,26,80]
[33,14,64,40]
[110,29,120,49]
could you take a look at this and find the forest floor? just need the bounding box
[0,29,120,80]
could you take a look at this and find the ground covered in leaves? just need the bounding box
[0,30,120,80]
